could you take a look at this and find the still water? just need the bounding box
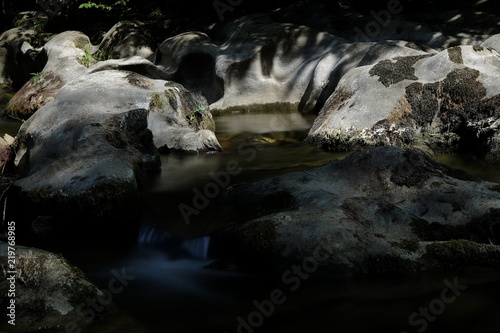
[1,110,500,333]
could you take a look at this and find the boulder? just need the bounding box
[0,27,46,89]
[307,45,500,163]
[481,33,500,53]
[97,20,155,59]
[153,16,433,114]
[0,241,115,331]
[10,70,220,245]
[220,147,500,278]
[150,7,500,115]
[5,19,166,120]
[5,31,90,119]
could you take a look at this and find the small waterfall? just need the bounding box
[181,236,210,260]
[138,225,168,245]
[137,224,210,260]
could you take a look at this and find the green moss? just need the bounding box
[211,102,299,116]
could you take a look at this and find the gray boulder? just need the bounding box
[11,70,220,244]
[481,33,500,53]
[154,15,359,113]
[0,26,46,89]
[221,147,500,278]
[153,16,433,114]
[151,10,500,115]
[0,241,115,331]
[5,23,157,120]
[307,45,500,163]
[97,20,154,59]
[5,31,90,119]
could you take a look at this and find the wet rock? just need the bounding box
[307,45,500,162]
[220,147,500,278]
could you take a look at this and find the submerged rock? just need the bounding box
[9,70,220,245]
[0,241,115,331]
[220,147,500,278]
[307,45,500,163]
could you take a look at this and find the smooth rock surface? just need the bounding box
[307,45,500,162]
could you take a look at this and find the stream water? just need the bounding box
[1,110,500,333]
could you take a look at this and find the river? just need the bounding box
[1,110,500,333]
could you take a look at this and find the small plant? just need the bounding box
[79,45,115,68]
[78,0,129,11]
[78,45,98,68]
[194,105,207,112]
[186,105,208,124]
[95,48,114,61]
[31,72,47,85]
[186,112,198,123]
[33,22,43,33]
[78,1,113,10]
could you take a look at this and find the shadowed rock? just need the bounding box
[220,147,500,278]
[9,70,220,246]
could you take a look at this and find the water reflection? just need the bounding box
[214,112,313,134]
[435,153,500,184]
